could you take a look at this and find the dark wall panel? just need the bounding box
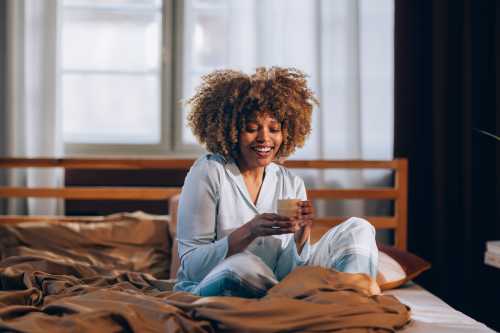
[65,169,188,216]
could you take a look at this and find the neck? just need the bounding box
[235,159,265,183]
[240,167,265,183]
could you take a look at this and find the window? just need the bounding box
[62,0,171,154]
[61,0,394,158]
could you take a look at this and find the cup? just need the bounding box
[277,198,300,218]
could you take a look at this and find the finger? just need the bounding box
[300,220,313,227]
[262,221,295,229]
[262,219,300,231]
[285,221,301,232]
[285,219,301,227]
[299,203,314,214]
[262,221,299,230]
[278,228,299,234]
[301,215,314,222]
[297,216,313,226]
[274,214,292,221]
[262,213,292,221]
[298,210,315,222]
[301,214,314,220]
[298,200,313,208]
[298,206,313,215]
[260,213,280,220]
[264,227,299,235]
[260,227,284,236]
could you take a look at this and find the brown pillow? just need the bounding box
[0,211,172,279]
[376,243,431,290]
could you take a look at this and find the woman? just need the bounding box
[174,67,378,297]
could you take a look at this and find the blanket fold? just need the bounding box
[0,256,410,333]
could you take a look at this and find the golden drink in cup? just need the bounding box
[277,199,300,218]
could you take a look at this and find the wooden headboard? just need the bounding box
[0,158,408,250]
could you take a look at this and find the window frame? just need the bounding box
[172,0,202,154]
[62,0,204,157]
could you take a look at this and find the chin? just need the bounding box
[240,149,278,169]
[256,159,272,167]
[257,153,278,166]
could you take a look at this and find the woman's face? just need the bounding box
[237,114,283,171]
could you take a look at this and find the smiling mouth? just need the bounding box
[252,146,273,153]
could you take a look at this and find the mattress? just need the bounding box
[386,283,495,332]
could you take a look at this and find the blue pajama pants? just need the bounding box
[192,217,378,298]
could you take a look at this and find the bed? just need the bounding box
[0,157,495,332]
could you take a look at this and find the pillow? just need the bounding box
[0,211,172,279]
[376,243,431,290]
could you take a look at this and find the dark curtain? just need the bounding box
[394,0,500,329]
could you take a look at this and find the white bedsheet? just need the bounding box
[386,283,495,332]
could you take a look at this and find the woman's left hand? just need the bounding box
[294,200,314,253]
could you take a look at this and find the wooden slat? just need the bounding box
[307,188,398,199]
[313,217,397,229]
[0,158,403,170]
[0,187,181,200]
[394,159,409,250]
[0,158,195,170]
[0,215,102,224]
[310,217,397,244]
[283,159,401,169]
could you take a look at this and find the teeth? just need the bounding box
[254,147,271,153]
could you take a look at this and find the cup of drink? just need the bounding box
[277,198,300,218]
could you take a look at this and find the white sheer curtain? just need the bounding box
[183,0,394,217]
[257,0,394,217]
[6,0,63,215]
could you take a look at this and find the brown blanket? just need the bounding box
[0,255,410,333]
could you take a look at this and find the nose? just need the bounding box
[256,128,270,142]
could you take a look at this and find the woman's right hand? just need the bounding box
[246,213,301,238]
[227,213,300,257]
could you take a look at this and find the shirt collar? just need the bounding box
[224,158,277,213]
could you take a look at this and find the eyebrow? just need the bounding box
[246,121,280,127]
[245,116,280,126]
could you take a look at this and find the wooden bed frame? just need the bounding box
[0,157,408,250]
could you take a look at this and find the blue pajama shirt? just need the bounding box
[174,154,378,297]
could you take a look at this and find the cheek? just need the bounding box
[238,133,253,150]
[274,134,283,148]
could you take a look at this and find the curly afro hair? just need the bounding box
[187,67,318,160]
